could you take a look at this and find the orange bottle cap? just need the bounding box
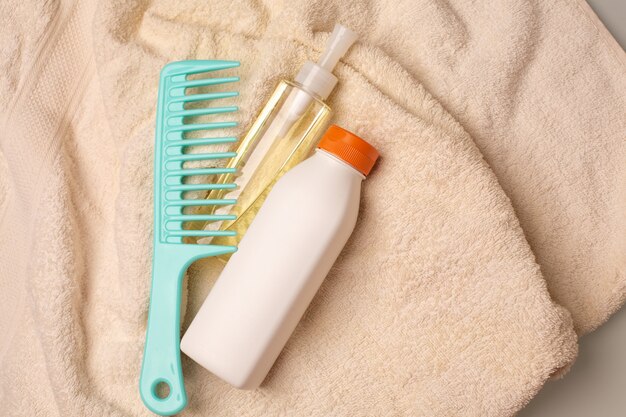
[317,125,379,176]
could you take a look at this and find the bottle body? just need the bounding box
[181,150,364,389]
[191,80,331,255]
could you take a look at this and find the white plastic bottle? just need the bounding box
[181,125,379,389]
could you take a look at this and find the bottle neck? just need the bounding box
[294,61,338,100]
[315,149,366,180]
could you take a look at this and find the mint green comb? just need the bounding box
[139,60,240,416]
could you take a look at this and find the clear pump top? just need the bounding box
[294,24,358,100]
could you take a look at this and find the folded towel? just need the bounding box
[369,0,626,335]
[0,0,583,415]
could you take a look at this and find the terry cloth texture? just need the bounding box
[0,0,623,415]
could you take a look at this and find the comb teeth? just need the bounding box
[167,121,237,132]
[172,76,239,90]
[166,167,237,177]
[155,60,241,244]
[165,137,238,148]
[167,214,237,222]
[168,106,237,119]
[166,199,237,207]
[166,152,237,162]
[167,230,237,238]
[168,91,239,105]
[160,60,240,77]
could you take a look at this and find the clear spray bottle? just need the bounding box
[191,24,358,256]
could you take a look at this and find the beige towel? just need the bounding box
[0,0,621,415]
[378,0,626,334]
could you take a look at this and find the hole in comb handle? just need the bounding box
[153,380,171,400]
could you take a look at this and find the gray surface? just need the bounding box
[520,307,626,416]
[519,2,626,416]
[586,0,626,48]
